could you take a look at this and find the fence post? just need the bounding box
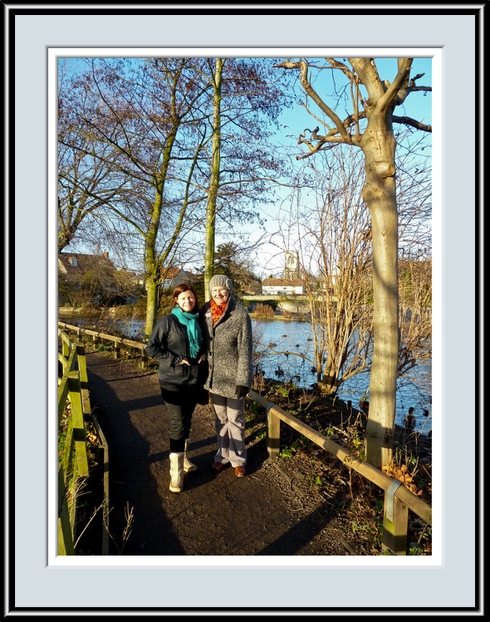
[267,408,281,457]
[91,412,110,555]
[76,344,91,416]
[248,391,280,458]
[58,465,75,555]
[114,338,121,359]
[382,482,409,555]
[61,336,70,359]
[67,372,89,478]
[77,344,88,382]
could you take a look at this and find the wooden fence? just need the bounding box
[58,328,109,555]
[248,389,431,555]
[58,321,149,367]
[58,321,431,555]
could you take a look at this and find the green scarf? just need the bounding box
[171,306,202,359]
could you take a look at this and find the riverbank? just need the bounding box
[58,305,302,322]
[58,307,432,434]
[254,376,432,538]
[58,305,144,317]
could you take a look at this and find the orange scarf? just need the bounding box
[210,298,227,325]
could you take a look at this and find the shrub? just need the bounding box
[254,303,275,318]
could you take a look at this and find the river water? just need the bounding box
[251,319,432,435]
[60,314,432,435]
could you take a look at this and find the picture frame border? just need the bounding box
[7,3,482,614]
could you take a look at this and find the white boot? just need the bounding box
[183,438,197,473]
[169,452,184,493]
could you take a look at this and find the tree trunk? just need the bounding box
[145,277,160,339]
[204,58,224,301]
[361,113,399,468]
[144,131,177,338]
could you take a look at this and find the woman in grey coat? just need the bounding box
[200,274,253,477]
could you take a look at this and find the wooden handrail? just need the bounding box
[248,389,432,555]
[58,328,110,555]
[58,322,149,366]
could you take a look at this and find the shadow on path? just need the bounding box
[86,351,355,557]
[87,353,185,555]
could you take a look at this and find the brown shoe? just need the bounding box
[211,461,225,473]
[234,466,246,477]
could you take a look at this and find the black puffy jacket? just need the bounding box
[146,313,207,388]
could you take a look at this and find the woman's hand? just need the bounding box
[198,354,207,364]
[176,356,191,366]
[235,385,248,399]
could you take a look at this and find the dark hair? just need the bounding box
[171,282,200,312]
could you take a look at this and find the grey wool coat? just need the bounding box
[200,295,253,398]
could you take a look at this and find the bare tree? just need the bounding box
[276,58,431,467]
[273,148,374,395]
[58,57,293,334]
[58,65,134,252]
[59,57,214,337]
[199,57,295,300]
[280,140,431,395]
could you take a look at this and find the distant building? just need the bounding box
[283,251,300,279]
[129,272,146,287]
[161,266,198,290]
[58,250,118,305]
[261,277,305,296]
[242,278,262,295]
[319,272,339,296]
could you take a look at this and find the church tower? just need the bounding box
[283,251,299,279]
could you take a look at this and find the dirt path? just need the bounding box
[85,350,366,557]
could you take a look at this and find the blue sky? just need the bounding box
[277,56,432,135]
[235,56,433,278]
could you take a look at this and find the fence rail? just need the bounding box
[249,389,431,555]
[58,321,149,367]
[58,320,431,555]
[58,328,109,555]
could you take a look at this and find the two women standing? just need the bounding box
[146,275,252,492]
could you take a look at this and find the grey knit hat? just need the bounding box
[209,274,233,293]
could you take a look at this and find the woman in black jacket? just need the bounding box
[146,282,207,493]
